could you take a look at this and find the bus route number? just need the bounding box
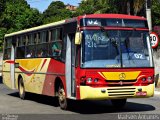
[87,41,97,48]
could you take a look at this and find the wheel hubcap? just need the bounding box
[59,88,65,103]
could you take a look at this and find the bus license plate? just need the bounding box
[136,91,147,96]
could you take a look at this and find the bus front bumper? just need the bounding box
[79,84,154,100]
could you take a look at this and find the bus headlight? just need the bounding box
[142,77,146,82]
[94,78,99,82]
[147,76,153,83]
[87,78,92,83]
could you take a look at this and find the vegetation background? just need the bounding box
[0,0,160,51]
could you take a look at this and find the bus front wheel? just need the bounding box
[18,78,25,99]
[58,84,68,110]
[111,99,127,108]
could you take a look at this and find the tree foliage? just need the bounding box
[75,0,146,16]
[152,0,160,26]
[0,0,42,51]
[74,0,117,16]
[0,0,6,15]
[42,1,72,24]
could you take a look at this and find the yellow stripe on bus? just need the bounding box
[99,71,141,80]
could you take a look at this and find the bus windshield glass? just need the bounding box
[81,30,153,68]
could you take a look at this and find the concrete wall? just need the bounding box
[153,49,160,87]
[0,53,2,76]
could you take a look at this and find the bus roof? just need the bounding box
[5,14,146,38]
[5,20,65,38]
[78,14,146,20]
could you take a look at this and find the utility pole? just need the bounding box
[146,0,152,32]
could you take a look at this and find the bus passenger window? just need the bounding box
[35,31,49,58]
[16,47,25,59]
[51,29,56,41]
[16,35,26,59]
[22,36,26,46]
[49,28,63,59]
[37,32,40,43]
[40,31,47,43]
[36,43,48,58]
[27,35,31,45]
[34,33,37,44]
[4,49,11,60]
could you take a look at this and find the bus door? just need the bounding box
[65,33,76,98]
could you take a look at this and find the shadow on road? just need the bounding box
[8,92,59,107]
[8,92,155,114]
[67,100,155,114]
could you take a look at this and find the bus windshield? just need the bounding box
[81,30,153,68]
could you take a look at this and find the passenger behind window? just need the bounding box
[37,51,42,57]
[52,41,62,57]
[26,50,32,58]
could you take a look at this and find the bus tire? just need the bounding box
[58,83,68,110]
[111,99,127,108]
[18,78,25,99]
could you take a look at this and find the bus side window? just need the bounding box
[40,31,48,43]
[50,28,63,60]
[37,32,40,44]
[25,34,36,58]
[3,38,12,60]
[36,31,48,58]
[16,35,26,59]
[51,29,56,42]
[34,33,37,44]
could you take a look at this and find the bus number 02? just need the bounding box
[134,54,143,59]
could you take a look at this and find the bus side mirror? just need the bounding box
[75,32,82,45]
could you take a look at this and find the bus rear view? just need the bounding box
[76,14,154,107]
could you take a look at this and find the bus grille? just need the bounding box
[106,80,137,87]
[107,88,136,97]
[106,80,137,82]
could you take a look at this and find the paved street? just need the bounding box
[0,79,160,120]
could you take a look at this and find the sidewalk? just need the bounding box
[155,86,160,95]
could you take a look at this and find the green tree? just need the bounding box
[152,0,160,26]
[1,1,42,33]
[42,1,72,24]
[74,0,118,16]
[0,0,43,51]
[0,0,6,15]
[75,0,146,16]
[0,28,7,51]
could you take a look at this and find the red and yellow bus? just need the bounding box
[2,14,154,110]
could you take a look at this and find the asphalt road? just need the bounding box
[0,79,160,120]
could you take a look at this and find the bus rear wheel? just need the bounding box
[111,99,127,108]
[18,78,25,99]
[58,84,68,110]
